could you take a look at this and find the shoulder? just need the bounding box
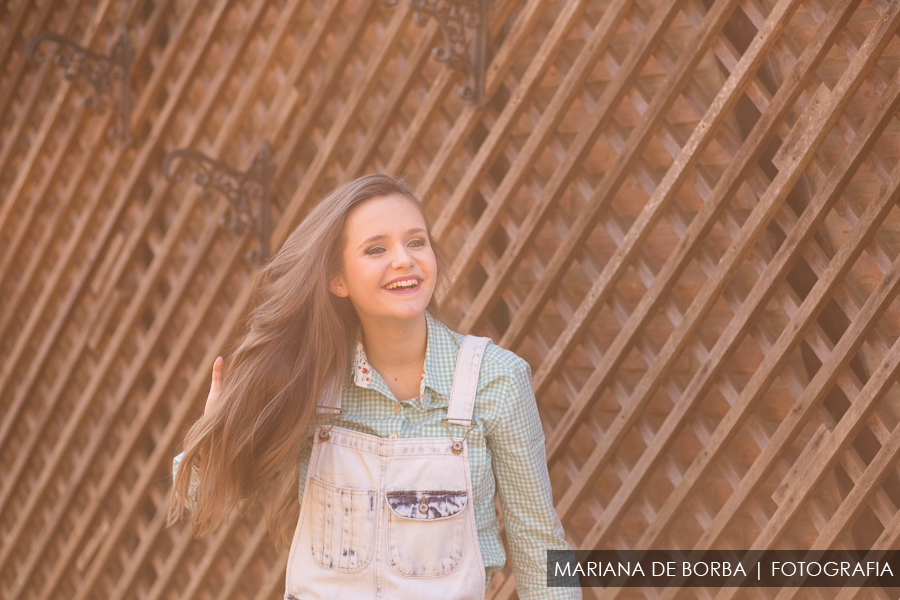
[433,318,531,376]
[481,342,532,383]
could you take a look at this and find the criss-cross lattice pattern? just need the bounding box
[2,0,900,598]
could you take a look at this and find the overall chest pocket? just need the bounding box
[308,476,376,573]
[385,490,468,577]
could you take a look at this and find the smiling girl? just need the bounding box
[169,174,579,600]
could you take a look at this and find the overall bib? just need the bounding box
[285,336,491,600]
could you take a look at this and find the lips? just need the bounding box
[383,276,421,291]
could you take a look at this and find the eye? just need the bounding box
[408,238,426,248]
[364,245,386,256]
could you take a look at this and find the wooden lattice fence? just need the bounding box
[2,0,900,597]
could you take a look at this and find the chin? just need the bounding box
[381,304,429,321]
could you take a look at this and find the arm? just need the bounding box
[172,451,200,510]
[486,358,582,600]
[171,357,222,511]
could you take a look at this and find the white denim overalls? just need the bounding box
[285,336,491,600]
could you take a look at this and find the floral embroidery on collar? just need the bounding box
[353,335,427,403]
[353,336,371,387]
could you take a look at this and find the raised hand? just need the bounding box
[205,356,223,415]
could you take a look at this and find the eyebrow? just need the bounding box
[358,228,427,249]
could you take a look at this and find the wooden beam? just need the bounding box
[0,0,66,152]
[383,0,533,178]
[17,0,338,595]
[429,0,590,240]
[632,27,900,557]
[0,0,264,584]
[458,0,690,335]
[142,523,196,600]
[250,551,289,600]
[344,17,438,176]
[272,0,378,184]
[411,0,550,204]
[0,0,111,262]
[35,0,536,593]
[580,23,900,553]
[539,0,857,472]
[776,439,900,600]
[718,319,900,600]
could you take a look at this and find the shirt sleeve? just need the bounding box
[172,451,200,511]
[486,358,582,600]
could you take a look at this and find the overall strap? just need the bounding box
[315,376,343,411]
[446,335,491,422]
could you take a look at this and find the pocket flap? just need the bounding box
[386,490,467,520]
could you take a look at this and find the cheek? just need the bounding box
[421,250,438,277]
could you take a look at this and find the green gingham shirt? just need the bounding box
[175,312,579,599]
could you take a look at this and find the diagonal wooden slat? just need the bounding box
[4,0,900,598]
[454,0,692,335]
[0,0,114,234]
[250,551,290,600]
[0,0,258,581]
[0,0,174,300]
[43,2,555,597]
[717,313,900,599]
[380,0,543,179]
[344,17,437,176]
[580,24,900,554]
[19,0,328,596]
[0,0,196,437]
[800,481,900,600]
[142,517,196,600]
[538,0,852,471]
[428,0,588,240]
[173,517,239,600]
[271,0,377,183]
[557,0,900,551]
[0,0,66,153]
[631,56,900,565]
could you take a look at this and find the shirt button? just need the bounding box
[388,433,398,439]
[393,404,400,415]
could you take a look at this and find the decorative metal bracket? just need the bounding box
[26,28,133,144]
[380,0,490,106]
[162,143,275,265]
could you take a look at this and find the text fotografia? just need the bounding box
[547,550,900,588]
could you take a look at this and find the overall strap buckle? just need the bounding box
[442,417,475,454]
[315,406,344,441]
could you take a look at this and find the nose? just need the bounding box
[390,244,415,269]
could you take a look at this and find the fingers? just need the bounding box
[211,356,223,393]
[205,356,223,415]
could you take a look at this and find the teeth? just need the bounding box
[386,278,419,290]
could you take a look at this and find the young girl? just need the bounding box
[170,174,580,600]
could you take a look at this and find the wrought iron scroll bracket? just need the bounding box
[380,0,490,106]
[26,28,133,144]
[162,143,275,265]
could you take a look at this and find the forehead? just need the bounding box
[344,194,427,236]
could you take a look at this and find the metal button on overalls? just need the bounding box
[285,336,490,600]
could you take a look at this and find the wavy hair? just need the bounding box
[168,174,449,546]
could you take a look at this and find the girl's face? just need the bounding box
[330,194,437,326]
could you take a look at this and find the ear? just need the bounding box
[329,273,347,297]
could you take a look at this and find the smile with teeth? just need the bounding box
[384,278,420,290]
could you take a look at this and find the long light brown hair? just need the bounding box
[168,174,448,546]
